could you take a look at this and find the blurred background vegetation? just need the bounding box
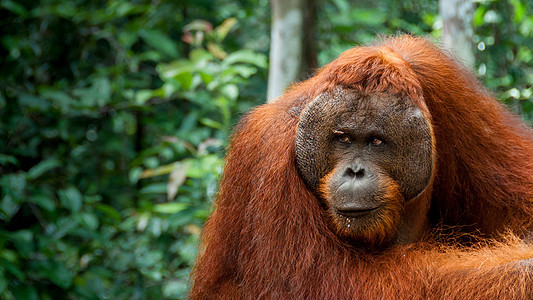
[0,0,532,299]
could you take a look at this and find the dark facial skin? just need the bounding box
[295,87,434,247]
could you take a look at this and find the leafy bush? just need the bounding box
[473,0,533,121]
[0,0,266,299]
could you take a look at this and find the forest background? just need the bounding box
[1,0,532,299]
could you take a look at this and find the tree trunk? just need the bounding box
[267,0,316,102]
[439,0,475,67]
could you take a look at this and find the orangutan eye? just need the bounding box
[370,137,383,146]
[333,130,351,143]
[339,134,351,143]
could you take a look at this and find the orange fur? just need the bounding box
[190,35,533,299]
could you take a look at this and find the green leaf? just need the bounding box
[157,60,195,79]
[221,65,257,79]
[178,241,198,263]
[200,118,223,129]
[510,0,525,22]
[0,195,19,220]
[72,77,112,108]
[473,6,487,27]
[1,173,26,196]
[153,202,188,214]
[199,72,214,84]
[187,155,223,178]
[57,186,82,212]
[10,230,33,258]
[29,194,55,212]
[0,154,17,166]
[135,89,154,105]
[1,0,27,16]
[79,212,99,230]
[92,77,112,107]
[52,2,77,18]
[96,204,122,222]
[139,30,179,58]
[176,72,194,90]
[223,50,267,68]
[140,183,167,194]
[332,0,350,13]
[220,84,239,100]
[27,158,60,180]
[144,156,159,169]
[161,82,179,98]
[107,1,137,17]
[189,48,214,63]
[0,257,24,280]
[163,280,188,298]
[129,167,143,184]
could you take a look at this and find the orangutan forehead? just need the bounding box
[302,87,418,124]
[327,89,414,112]
[337,94,416,119]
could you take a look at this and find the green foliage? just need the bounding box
[473,0,533,122]
[0,0,267,299]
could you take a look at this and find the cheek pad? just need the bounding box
[295,88,356,192]
[385,111,434,201]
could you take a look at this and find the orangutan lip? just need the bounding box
[336,206,381,218]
